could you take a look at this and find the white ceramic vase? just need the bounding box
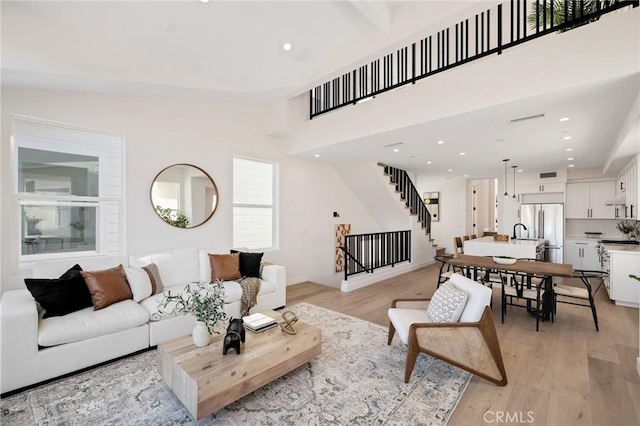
[192,321,211,347]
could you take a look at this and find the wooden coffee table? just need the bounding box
[157,310,321,420]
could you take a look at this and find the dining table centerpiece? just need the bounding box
[153,280,227,347]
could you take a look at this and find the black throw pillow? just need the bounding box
[25,264,93,318]
[230,250,264,278]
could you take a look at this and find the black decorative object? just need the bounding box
[223,318,245,355]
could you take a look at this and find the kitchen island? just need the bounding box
[464,236,544,259]
[601,242,640,308]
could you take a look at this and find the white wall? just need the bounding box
[415,175,467,254]
[0,87,382,291]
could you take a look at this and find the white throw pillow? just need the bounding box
[124,266,152,302]
[426,281,468,323]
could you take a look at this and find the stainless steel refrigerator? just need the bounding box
[519,203,564,263]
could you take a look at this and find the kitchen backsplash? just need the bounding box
[565,219,629,239]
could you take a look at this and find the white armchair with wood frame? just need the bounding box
[387,273,507,386]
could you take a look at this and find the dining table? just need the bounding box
[447,254,574,321]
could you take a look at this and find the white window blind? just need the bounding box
[233,157,277,250]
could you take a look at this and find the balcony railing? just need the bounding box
[310,0,638,119]
[340,230,411,280]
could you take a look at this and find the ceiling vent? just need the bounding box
[508,113,545,124]
[539,172,557,179]
[384,142,404,148]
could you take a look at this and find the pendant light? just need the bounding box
[502,159,510,200]
[512,165,518,200]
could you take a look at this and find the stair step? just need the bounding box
[436,246,446,256]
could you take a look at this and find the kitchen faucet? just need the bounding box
[513,223,527,239]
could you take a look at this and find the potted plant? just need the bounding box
[154,281,227,347]
[155,206,190,228]
[616,220,636,239]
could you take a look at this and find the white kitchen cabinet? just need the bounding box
[565,181,615,219]
[564,239,601,270]
[519,183,565,194]
[607,250,640,308]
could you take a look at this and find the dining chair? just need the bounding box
[553,270,606,331]
[434,255,455,288]
[470,234,477,240]
[463,235,471,241]
[453,237,464,257]
[498,260,548,331]
[483,231,498,237]
[387,273,507,386]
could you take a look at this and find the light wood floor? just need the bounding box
[286,264,640,426]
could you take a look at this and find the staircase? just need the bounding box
[380,163,431,234]
[380,163,449,254]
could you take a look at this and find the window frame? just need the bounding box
[232,156,279,251]
[12,117,124,267]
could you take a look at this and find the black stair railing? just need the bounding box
[340,230,411,280]
[382,164,431,234]
[310,0,638,118]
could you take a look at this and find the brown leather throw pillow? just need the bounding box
[81,264,133,310]
[209,253,241,282]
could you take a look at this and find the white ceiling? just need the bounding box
[2,0,639,179]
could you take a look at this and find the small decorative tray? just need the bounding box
[493,234,509,242]
[493,256,517,265]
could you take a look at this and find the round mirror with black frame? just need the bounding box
[150,164,218,229]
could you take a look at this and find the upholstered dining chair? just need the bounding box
[470,234,478,239]
[387,273,507,386]
[553,269,606,331]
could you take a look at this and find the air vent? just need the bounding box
[384,142,404,148]
[508,113,545,124]
[540,172,557,179]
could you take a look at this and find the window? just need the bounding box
[233,157,277,250]
[14,118,123,262]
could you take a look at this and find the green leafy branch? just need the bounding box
[152,281,227,334]
[155,206,189,228]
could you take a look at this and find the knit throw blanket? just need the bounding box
[238,277,261,316]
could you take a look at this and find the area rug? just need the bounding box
[1,303,471,425]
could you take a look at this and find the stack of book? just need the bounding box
[242,313,278,333]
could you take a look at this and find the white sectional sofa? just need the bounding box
[0,248,286,395]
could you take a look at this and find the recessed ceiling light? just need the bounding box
[464,174,468,177]
[562,136,572,140]
[518,169,523,172]
[283,42,292,51]
[568,164,575,168]
[199,0,209,3]
[393,148,399,152]
[559,117,570,122]
[566,148,573,152]
[427,161,432,164]
[314,154,320,158]
[567,157,574,161]
[459,152,466,156]
[436,140,445,145]
[448,168,453,172]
